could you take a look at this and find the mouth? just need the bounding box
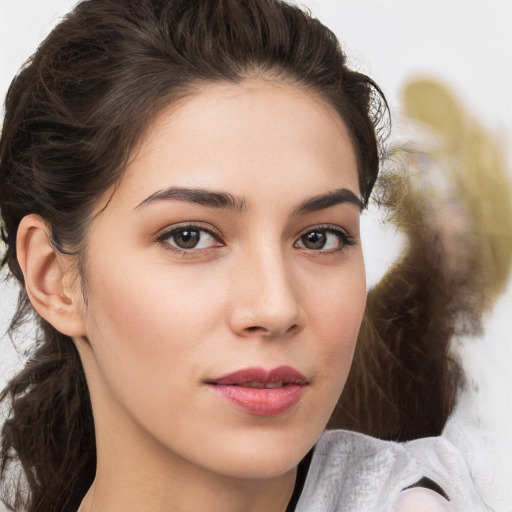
[205,366,308,416]
[224,381,292,389]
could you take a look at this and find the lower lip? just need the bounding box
[208,384,306,416]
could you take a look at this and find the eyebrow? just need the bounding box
[135,187,247,212]
[292,188,363,215]
[135,186,362,214]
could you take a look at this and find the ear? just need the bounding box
[16,214,86,337]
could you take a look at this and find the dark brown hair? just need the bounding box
[0,1,481,511]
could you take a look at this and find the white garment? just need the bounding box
[294,430,488,512]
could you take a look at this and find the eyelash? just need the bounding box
[295,224,356,253]
[156,223,224,256]
[155,223,355,255]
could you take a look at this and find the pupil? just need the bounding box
[174,230,200,249]
[303,231,326,249]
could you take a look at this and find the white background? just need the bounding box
[1,0,511,509]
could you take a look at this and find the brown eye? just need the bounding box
[172,229,201,249]
[300,231,328,250]
[295,227,353,252]
[159,226,220,251]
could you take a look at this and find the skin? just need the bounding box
[18,79,366,512]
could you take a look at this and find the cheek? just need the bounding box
[87,246,219,338]
[81,256,219,401]
[80,263,226,455]
[305,256,366,391]
[309,254,365,336]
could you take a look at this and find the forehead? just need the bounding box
[114,79,359,208]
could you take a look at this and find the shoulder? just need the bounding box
[294,430,487,512]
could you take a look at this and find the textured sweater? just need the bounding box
[293,429,486,511]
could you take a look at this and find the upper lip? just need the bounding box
[206,365,308,386]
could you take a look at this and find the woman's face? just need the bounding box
[74,79,366,481]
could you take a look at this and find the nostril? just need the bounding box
[245,326,268,333]
[244,324,299,336]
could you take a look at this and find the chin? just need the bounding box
[195,422,321,480]
[215,450,305,481]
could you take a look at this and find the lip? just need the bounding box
[205,366,308,417]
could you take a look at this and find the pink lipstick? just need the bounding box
[206,366,307,416]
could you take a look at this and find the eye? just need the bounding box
[295,227,354,252]
[157,225,222,251]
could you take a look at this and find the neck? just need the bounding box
[78,456,296,512]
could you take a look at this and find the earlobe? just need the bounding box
[16,214,86,337]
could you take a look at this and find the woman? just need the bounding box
[0,0,487,511]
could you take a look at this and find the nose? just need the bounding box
[227,247,306,339]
